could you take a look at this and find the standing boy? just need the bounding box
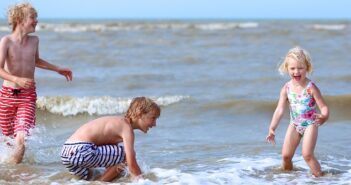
[61,97,161,182]
[0,3,73,164]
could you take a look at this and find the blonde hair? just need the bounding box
[7,2,37,31]
[125,97,161,121]
[278,46,313,75]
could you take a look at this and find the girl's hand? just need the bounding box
[313,113,327,126]
[266,129,276,145]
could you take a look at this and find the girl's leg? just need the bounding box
[302,124,322,177]
[281,124,301,170]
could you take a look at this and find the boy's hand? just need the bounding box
[133,174,144,182]
[57,67,73,81]
[14,77,35,89]
[266,129,276,145]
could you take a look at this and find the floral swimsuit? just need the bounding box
[286,81,316,135]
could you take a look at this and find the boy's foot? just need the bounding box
[88,168,105,180]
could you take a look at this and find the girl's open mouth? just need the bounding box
[293,76,301,81]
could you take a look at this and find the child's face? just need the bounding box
[138,111,158,133]
[287,58,307,82]
[21,10,38,33]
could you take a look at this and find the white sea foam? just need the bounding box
[0,26,10,32]
[124,155,351,185]
[1,148,349,184]
[31,22,259,33]
[312,24,346,31]
[36,95,189,116]
[38,23,110,32]
[0,137,14,164]
[194,22,258,30]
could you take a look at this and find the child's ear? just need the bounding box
[135,109,143,118]
[15,17,22,25]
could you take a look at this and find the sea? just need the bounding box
[0,19,350,185]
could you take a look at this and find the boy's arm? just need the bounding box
[311,84,329,125]
[266,86,288,144]
[122,126,142,179]
[35,41,72,81]
[0,37,16,82]
[36,58,73,81]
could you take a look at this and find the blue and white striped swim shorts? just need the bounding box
[60,142,125,180]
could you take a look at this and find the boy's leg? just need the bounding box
[281,124,301,170]
[9,131,26,164]
[0,103,16,137]
[61,143,92,180]
[302,124,322,177]
[61,142,125,181]
[94,143,125,182]
[10,96,36,164]
[98,164,126,182]
[0,98,17,162]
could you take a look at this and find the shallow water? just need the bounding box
[0,19,350,184]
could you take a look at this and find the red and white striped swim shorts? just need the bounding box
[0,86,37,137]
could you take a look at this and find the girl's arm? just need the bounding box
[266,85,288,145]
[311,84,329,125]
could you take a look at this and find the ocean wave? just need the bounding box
[194,22,258,30]
[37,23,110,32]
[312,24,346,31]
[201,94,351,121]
[36,95,189,116]
[31,22,259,33]
[0,26,10,32]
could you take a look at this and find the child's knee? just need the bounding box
[302,152,314,161]
[15,131,26,144]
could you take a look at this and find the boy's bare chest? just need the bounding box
[7,44,37,68]
[4,40,37,77]
[9,42,36,59]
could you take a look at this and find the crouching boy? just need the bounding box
[61,97,161,182]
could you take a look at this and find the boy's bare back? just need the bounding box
[67,116,133,146]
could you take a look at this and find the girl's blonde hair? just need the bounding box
[7,3,37,31]
[125,97,161,121]
[278,46,313,75]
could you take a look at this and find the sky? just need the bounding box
[0,0,350,20]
